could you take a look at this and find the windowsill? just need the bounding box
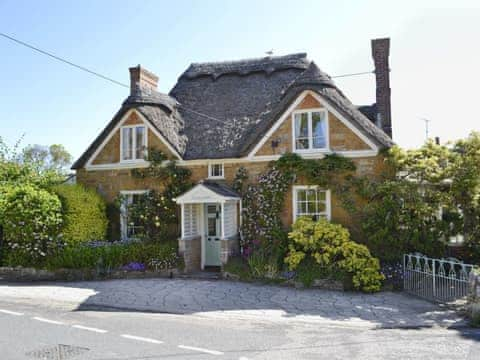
[120,159,148,163]
[293,148,330,154]
[207,176,225,180]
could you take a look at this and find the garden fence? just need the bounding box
[403,253,474,303]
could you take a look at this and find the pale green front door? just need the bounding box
[205,204,221,266]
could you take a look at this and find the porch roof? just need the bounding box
[175,181,240,204]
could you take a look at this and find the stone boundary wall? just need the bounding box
[0,266,179,282]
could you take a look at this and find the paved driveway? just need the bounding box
[0,278,466,329]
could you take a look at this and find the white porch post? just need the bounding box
[180,203,185,239]
[221,202,225,239]
[239,200,242,227]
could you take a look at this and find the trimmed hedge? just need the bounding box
[0,184,63,264]
[53,184,108,245]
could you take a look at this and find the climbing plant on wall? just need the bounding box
[234,153,357,263]
[128,148,193,241]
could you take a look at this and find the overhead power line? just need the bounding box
[331,70,374,79]
[0,31,377,126]
[0,32,129,88]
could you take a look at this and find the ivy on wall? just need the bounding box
[234,152,356,262]
[126,148,193,241]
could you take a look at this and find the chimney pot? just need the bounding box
[129,65,159,95]
[371,38,392,138]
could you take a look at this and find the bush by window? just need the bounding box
[53,184,108,245]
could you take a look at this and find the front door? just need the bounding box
[205,204,221,266]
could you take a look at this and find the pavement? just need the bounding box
[0,277,467,329]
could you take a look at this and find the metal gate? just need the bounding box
[404,253,474,303]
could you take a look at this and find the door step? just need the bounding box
[178,271,221,280]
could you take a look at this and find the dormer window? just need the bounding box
[208,163,224,179]
[293,109,328,152]
[121,125,146,161]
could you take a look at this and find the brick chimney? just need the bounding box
[129,65,159,94]
[371,38,392,138]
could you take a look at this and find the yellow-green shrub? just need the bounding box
[285,217,384,292]
[53,184,108,245]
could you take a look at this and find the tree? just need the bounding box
[450,132,480,257]
[22,144,72,172]
[356,134,480,262]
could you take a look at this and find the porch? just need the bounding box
[175,181,241,272]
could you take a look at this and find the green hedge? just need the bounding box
[0,184,63,264]
[53,184,108,245]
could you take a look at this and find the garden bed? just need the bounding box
[0,266,180,282]
[222,270,344,290]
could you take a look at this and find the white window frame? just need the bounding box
[120,125,148,162]
[291,108,329,153]
[120,190,148,240]
[292,186,331,222]
[208,163,225,179]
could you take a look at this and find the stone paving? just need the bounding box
[0,278,466,329]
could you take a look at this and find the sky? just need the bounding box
[1,0,480,162]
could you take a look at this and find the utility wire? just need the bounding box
[0,31,375,126]
[331,70,373,78]
[0,32,129,88]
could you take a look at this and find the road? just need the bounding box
[0,299,479,360]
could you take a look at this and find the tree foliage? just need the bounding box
[22,144,72,173]
[356,133,480,262]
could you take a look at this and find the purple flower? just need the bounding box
[121,262,146,271]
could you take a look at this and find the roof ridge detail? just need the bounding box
[189,52,307,67]
[182,53,310,80]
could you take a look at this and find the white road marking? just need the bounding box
[72,325,108,333]
[239,358,250,360]
[32,317,64,325]
[121,334,164,344]
[178,345,224,356]
[0,309,23,316]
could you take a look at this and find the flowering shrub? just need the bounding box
[0,184,63,265]
[285,217,384,292]
[381,262,404,290]
[237,167,292,260]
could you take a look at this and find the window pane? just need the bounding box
[312,112,326,149]
[122,128,133,160]
[210,164,223,177]
[306,189,316,202]
[124,193,144,239]
[135,127,145,159]
[295,138,309,150]
[297,190,306,201]
[307,201,317,214]
[294,113,309,149]
[297,201,306,214]
[208,217,216,236]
